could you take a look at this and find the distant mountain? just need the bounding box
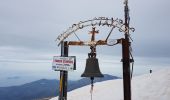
[0,79,59,100]
[68,74,120,92]
[0,74,120,100]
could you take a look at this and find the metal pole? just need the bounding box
[59,41,68,100]
[122,38,131,100]
[122,0,131,100]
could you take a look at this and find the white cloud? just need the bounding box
[0,0,170,60]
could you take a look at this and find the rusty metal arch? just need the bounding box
[56,17,135,46]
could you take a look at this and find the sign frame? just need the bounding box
[52,56,76,71]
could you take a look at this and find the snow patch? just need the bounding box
[50,68,170,100]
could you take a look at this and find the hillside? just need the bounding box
[0,74,119,100]
[50,68,170,100]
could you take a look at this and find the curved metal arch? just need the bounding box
[56,17,135,46]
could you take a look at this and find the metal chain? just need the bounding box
[90,77,94,100]
[90,85,93,100]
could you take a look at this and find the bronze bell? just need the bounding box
[81,57,104,78]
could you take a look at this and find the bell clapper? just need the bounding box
[90,77,94,100]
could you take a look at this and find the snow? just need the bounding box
[50,68,170,100]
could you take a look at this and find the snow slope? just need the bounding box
[50,68,170,100]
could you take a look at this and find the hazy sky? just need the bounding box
[0,0,170,61]
[1,0,170,86]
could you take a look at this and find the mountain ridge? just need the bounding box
[0,74,120,100]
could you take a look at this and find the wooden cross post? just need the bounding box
[88,27,99,58]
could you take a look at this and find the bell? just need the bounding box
[81,57,104,77]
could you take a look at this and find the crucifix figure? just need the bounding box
[88,27,99,58]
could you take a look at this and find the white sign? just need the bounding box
[52,56,76,71]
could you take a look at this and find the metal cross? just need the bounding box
[89,27,99,41]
